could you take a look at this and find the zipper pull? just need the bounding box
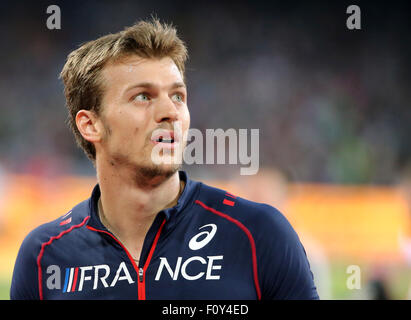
[139,268,144,282]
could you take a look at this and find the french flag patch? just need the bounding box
[59,217,72,226]
[63,267,79,293]
[59,210,72,226]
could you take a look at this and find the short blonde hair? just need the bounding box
[60,18,188,161]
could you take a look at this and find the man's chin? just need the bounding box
[134,162,181,188]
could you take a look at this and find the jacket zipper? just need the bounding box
[87,218,166,300]
[138,268,144,300]
[139,268,144,282]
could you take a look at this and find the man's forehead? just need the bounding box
[117,55,151,69]
[100,55,185,101]
[101,55,183,89]
[105,55,179,75]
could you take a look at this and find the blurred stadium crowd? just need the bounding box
[1,0,411,300]
[0,0,410,184]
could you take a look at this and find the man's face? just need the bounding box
[96,55,190,181]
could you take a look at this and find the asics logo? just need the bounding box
[189,224,217,250]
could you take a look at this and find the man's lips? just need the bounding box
[150,130,180,149]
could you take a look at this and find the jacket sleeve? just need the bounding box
[255,205,319,300]
[10,229,42,300]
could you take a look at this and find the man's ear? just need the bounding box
[75,110,104,143]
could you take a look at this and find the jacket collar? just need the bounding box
[86,170,200,230]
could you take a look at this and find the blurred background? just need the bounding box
[1,0,411,299]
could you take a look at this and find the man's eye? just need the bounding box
[134,93,150,102]
[172,93,184,103]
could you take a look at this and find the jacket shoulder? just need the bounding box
[22,198,90,246]
[195,181,319,299]
[194,181,288,233]
[10,198,91,299]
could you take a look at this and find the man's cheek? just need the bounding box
[182,110,191,136]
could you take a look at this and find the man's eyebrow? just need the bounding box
[170,82,186,89]
[123,81,186,95]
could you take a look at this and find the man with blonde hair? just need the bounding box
[11,18,318,300]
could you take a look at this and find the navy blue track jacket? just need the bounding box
[10,171,319,300]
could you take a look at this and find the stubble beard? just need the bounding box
[135,162,181,189]
[101,120,184,189]
[110,139,183,190]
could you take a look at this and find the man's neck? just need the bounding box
[95,158,183,254]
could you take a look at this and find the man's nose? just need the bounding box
[154,95,179,123]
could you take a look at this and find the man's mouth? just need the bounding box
[151,130,179,148]
[155,136,174,143]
